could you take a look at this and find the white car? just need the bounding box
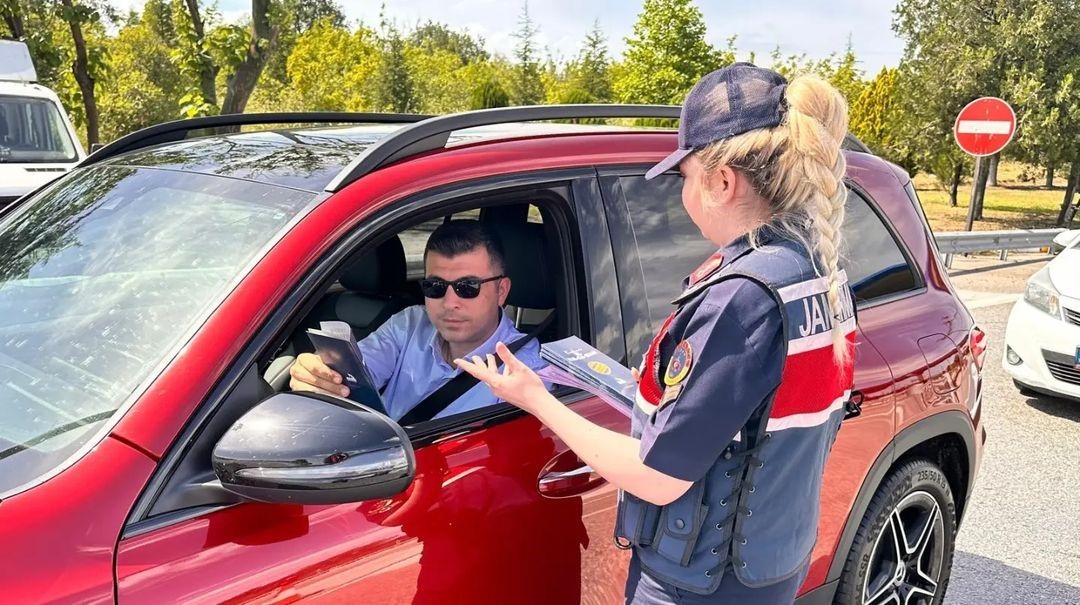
[1004,234,1080,401]
[1051,228,1080,255]
[0,40,85,209]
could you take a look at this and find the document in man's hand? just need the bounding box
[306,321,386,414]
[540,336,636,415]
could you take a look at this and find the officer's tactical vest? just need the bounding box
[615,238,856,594]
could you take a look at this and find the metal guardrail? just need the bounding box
[936,228,1065,267]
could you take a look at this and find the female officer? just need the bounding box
[455,62,857,604]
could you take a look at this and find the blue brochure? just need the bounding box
[540,336,636,412]
[306,321,386,415]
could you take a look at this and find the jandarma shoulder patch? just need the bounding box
[664,340,693,386]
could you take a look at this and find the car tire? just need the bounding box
[834,459,957,605]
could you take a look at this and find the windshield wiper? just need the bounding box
[0,410,114,460]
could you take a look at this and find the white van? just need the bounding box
[0,40,85,209]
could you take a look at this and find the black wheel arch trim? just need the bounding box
[817,409,976,598]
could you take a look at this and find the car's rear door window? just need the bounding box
[615,174,920,326]
[838,190,920,303]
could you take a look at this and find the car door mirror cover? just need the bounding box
[212,392,414,505]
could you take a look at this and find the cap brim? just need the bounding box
[644,147,693,180]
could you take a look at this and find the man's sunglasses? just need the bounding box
[420,275,505,299]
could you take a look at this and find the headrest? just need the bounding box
[339,236,407,294]
[498,222,555,309]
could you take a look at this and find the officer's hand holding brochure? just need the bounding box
[306,321,386,415]
[538,336,635,417]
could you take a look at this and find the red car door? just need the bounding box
[115,399,627,604]
[115,176,632,604]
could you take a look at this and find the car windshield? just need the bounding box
[0,166,314,496]
[0,95,78,163]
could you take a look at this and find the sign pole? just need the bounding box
[964,156,982,232]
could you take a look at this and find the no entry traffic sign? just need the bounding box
[954,97,1016,157]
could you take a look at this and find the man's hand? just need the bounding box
[289,353,350,398]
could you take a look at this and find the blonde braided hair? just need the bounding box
[694,74,851,363]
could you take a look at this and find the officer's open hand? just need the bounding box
[289,352,351,398]
[454,342,550,415]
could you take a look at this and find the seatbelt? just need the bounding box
[399,313,554,426]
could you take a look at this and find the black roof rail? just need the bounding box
[81,112,431,167]
[325,104,681,192]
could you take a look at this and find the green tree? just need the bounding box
[614,0,730,105]
[849,67,916,172]
[171,0,218,116]
[1,1,68,89]
[55,0,110,145]
[769,42,865,103]
[271,19,379,111]
[172,0,279,117]
[98,9,182,141]
[563,19,611,103]
[409,20,488,65]
[894,0,1024,221]
[373,24,416,113]
[996,0,1080,224]
[470,76,510,109]
[258,0,344,88]
[403,21,491,113]
[510,1,544,105]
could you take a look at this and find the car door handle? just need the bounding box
[537,463,606,498]
[539,465,596,484]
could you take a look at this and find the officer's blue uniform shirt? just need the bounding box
[358,305,545,421]
[620,227,853,603]
[638,242,786,481]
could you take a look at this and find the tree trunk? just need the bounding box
[219,0,277,117]
[949,162,962,207]
[988,153,999,187]
[183,0,218,108]
[1046,162,1055,188]
[2,4,26,38]
[61,0,98,145]
[1056,161,1080,226]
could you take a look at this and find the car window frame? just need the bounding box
[122,168,615,537]
[843,179,927,309]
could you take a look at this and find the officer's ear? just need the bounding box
[706,164,739,206]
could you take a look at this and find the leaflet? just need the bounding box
[306,321,386,414]
[540,336,636,415]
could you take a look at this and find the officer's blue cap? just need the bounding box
[645,62,788,180]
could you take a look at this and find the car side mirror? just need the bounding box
[1051,228,1080,254]
[212,392,414,505]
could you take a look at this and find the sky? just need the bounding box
[112,0,908,74]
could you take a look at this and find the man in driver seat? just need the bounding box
[289,219,547,421]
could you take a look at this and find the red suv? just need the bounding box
[0,107,985,605]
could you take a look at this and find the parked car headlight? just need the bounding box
[1023,269,1062,319]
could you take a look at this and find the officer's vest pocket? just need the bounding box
[651,482,709,567]
[615,489,661,547]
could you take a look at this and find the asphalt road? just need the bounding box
[944,254,1080,605]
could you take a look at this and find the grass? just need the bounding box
[911,160,1069,232]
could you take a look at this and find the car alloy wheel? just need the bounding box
[861,491,945,605]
